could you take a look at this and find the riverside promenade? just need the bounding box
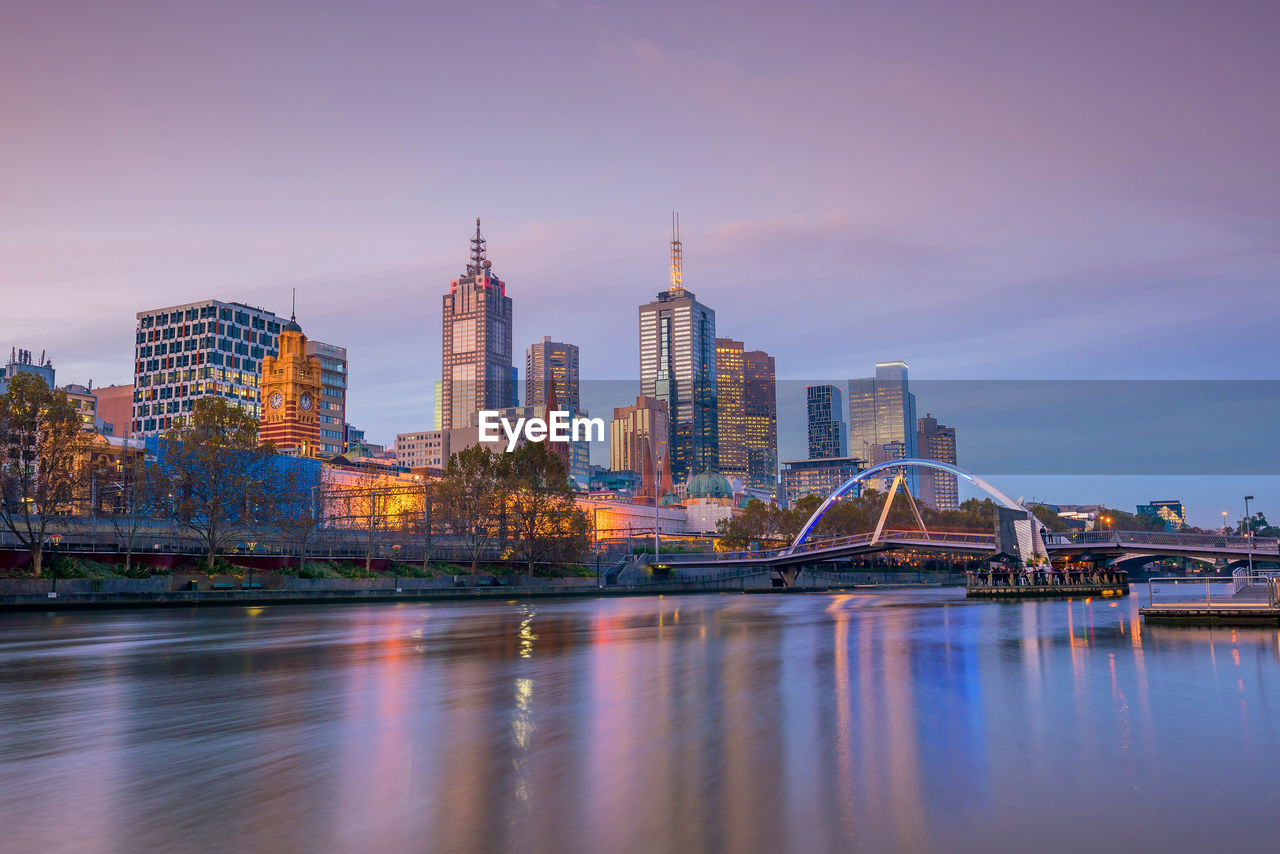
[0,569,953,611]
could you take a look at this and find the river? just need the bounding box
[2,589,1278,853]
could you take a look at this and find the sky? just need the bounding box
[2,0,1278,526]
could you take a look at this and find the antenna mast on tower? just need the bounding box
[669,211,683,291]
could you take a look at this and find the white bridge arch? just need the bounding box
[787,459,1045,554]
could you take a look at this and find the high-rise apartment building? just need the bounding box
[639,218,717,485]
[917,413,958,510]
[610,395,672,499]
[441,219,515,431]
[132,300,283,435]
[807,384,846,459]
[306,340,347,456]
[780,457,865,509]
[849,361,918,493]
[260,312,322,457]
[526,336,579,412]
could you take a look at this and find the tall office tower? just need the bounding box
[848,361,918,492]
[132,300,283,435]
[260,310,322,457]
[433,380,443,430]
[806,384,846,460]
[306,340,347,456]
[638,216,717,485]
[0,348,56,393]
[715,338,746,482]
[742,348,777,494]
[917,413,958,509]
[610,395,671,499]
[440,219,516,431]
[526,336,580,412]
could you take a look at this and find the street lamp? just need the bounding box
[1222,511,1228,533]
[1245,495,1255,577]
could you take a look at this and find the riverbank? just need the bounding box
[0,576,952,612]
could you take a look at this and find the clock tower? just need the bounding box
[259,307,323,458]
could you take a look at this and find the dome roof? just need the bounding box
[659,492,682,506]
[686,471,733,499]
[283,315,303,333]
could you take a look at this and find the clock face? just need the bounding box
[269,392,283,410]
[299,392,313,411]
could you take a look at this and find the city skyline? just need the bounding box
[3,0,1277,524]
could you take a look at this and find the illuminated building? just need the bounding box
[780,456,865,509]
[259,309,323,457]
[917,414,958,510]
[1138,500,1186,531]
[848,361,917,493]
[306,340,347,456]
[526,336,579,412]
[132,299,283,435]
[716,338,746,480]
[742,348,777,494]
[638,214,718,484]
[610,395,671,499]
[807,384,846,459]
[441,219,516,430]
[62,384,109,434]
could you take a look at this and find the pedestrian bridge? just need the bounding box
[655,459,1277,577]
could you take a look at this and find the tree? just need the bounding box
[274,465,326,575]
[153,398,277,572]
[0,373,91,575]
[439,445,502,573]
[498,442,589,575]
[87,435,163,574]
[716,499,783,550]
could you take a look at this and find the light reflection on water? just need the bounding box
[1,591,1278,853]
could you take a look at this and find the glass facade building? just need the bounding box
[849,361,918,494]
[780,456,865,509]
[526,336,579,412]
[807,384,846,459]
[917,413,958,510]
[306,340,347,456]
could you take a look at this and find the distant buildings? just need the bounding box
[1138,500,1186,531]
[306,340,347,456]
[0,348,55,393]
[440,219,515,431]
[849,361,918,493]
[62,384,110,434]
[94,384,134,438]
[917,413,958,510]
[526,336,579,412]
[394,430,445,470]
[132,299,283,435]
[610,396,671,499]
[806,384,846,459]
[715,338,746,481]
[780,457,865,509]
[639,218,718,484]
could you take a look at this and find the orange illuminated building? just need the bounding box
[259,310,322,457]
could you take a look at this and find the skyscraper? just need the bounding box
[849,361,918,493]
[132,300,283,435]
[715,338,746,481]
[743,347,777,494]
[526,336,579,412]
[917,413,958,510]
[441,219,515,431]
[639,216,717,484]
[807,384,846,459]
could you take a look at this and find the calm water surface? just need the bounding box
[2,590,1279,853]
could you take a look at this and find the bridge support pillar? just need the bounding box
[773,567,801,588]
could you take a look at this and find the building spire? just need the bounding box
[468,217,488,275]
[669,211,683,291]
[291,287,296,323]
